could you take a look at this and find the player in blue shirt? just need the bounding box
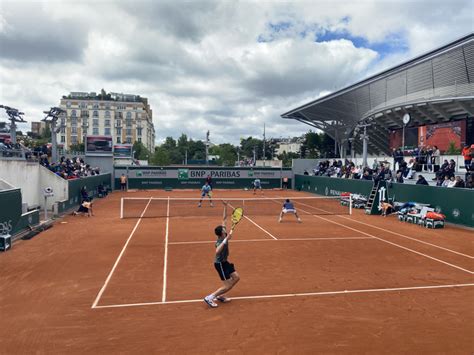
[278,199,301,223]
[198,181,213,207]
[253,178,263,195]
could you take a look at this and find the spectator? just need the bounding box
[416,175,429,185]
[282,176,289,189]
[441,175,450,187]
[432,145,440,169]
[120,174,127,191]
[395,171,404,183]
[73,200,93,217]
[447,176,456,188]
[462,144,472,171]
[453,176,465,188]
[206,174,213,189]
[465,174,473,189]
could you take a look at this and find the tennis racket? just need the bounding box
[231,207,243,231]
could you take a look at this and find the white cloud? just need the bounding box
[0,0,472,145]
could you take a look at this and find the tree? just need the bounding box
[132,141,151,160]
[240,137,262,160]
[277,151,299,167]
[69,143,85,153]
[211,143,237,166]
[150,147,171,165]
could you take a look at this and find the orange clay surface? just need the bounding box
[1,189,473,354]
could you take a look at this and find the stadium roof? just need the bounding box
[281,33,474,155]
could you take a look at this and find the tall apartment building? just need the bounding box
[58,91,155,151]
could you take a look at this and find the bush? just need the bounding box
[446,141,461,155]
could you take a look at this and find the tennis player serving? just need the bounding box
[204,201,242,308]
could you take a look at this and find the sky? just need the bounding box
[0,0,472,145]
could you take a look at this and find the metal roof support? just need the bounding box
[457,101,474,116]
[428,103,450,121]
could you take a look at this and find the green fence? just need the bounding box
[114,166,292,190]
[11,210,40,235]
[56,173,112,214]
[0,188,22,235]
[295,175,474,227]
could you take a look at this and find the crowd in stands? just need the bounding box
[308,142,473,189]
[237,158,255,167]
[40,155,100,180]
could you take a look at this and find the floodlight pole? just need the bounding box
[43,107,66,162]
[262,123,266,167]
[205,130,210,166]
[0,105,26,144]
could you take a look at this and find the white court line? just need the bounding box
[293,203,474,275]
[295,200,474,259]
[161,197,170,303]
[228,202,278,240]
[168,236,373,245]
[91,197,153,309]
[92,283,474,309]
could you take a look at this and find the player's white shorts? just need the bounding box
[283,208,296,214]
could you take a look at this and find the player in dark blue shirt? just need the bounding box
[204,201,240,308]
[278,199,301,223]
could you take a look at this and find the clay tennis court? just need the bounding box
[1,189,473,353]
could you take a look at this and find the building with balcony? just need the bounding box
[58,91,155,151]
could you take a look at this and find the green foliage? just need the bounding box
[446,141,461,154]
[150,147,171,165]
[69,143,85,153]
[132,141,151,160]
[211,143,237,166]
[277,152,299,167]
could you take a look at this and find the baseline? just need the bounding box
[168,236,373,245]
[93,282,474,309]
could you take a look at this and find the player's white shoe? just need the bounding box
[204,296,218,308]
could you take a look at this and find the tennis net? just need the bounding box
[120,196,352,218]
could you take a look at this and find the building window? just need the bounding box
[81,110,89,118]
[126,119,132,127]
[93,119,99,126]
[105,119,110,126]
[104,128,111,135]
[79,102,87,108]
[117,137,121,143]
[117,104,126,110]
[105,110,110,118]
[93,103,99,109]
[126,111,132,119]
[66,101,71,108]
[60,127,65,134]
[83,127,88,135]
[116,127,122,135]
[126,129,132,136]
[71,117,77,126]
[126,137,132,144]
[137,127,142,136]
[61,118,66,125]
[138,137,142,143]
[71,127,77,134]
[93,110,98,117]
[71,136,77,144]
[71,110,77,117]
[93,128,99,135]
[61,136,65,143]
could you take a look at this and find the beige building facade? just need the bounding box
[58,91,155,152]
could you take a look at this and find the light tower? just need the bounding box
[42,107,66,162]
[0,105,26,144]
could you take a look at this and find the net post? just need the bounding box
[349,194,352,215]
[120,198,124,219]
